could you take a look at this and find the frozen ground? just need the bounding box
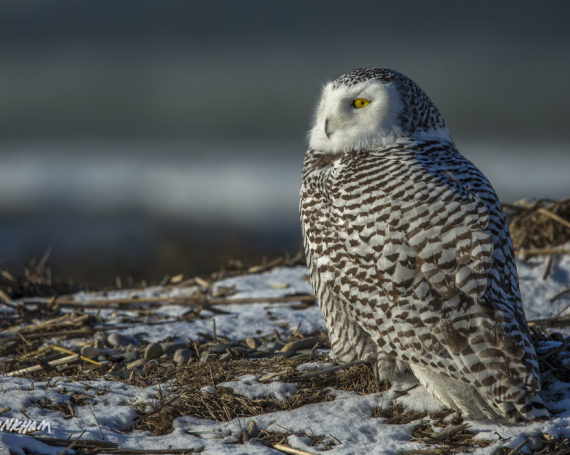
[0,256,569,454]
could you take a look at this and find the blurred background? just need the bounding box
[0,0,568,286]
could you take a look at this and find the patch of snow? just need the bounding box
[518,255,570,327]
[392,385,448,414]
[71,285,201,302]
[219,375,298,401]
[1,258,569,454]
[212,266,314,299]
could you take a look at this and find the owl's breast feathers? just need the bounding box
[300,140,540,402]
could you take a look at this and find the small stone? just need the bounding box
[107,333,132,347]
[126,358,145,369]
[173,348,193,366]
[80,347,101,359]
[245,338,259,349]
[123,351,139,362]
[281,337,319,352]
[201,385,215,394]
[161,342,187,354]
[257,341,284,353]
[144,343,164,360]
[97,349,126,361]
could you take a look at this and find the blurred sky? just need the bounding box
[0,1,569,284]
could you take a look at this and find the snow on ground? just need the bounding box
[0,257,569,454]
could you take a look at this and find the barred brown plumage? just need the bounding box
[300,67,548,422]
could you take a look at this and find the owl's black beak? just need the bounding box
[324,118,332,138]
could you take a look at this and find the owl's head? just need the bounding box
[308,68,450,153]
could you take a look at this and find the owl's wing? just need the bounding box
[328,150,537,395]
[332,153,494,305]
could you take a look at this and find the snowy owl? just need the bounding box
[299,67,547,422]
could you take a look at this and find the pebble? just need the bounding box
[107,333,132,347]
[161,342,188,354]
[144,343,164,360]
[173,348,194,366]
[208,343,232,354]
[80,347,101,359]
[280,337,319,352]
[257,341,284,353]
[122,351,139,363]
[126,358,145,369]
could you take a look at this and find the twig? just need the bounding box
[273,443,317,455]
[0,406,10,415]
[33,435,116,449]
[507,438,528,455]
[99,448,205,454]
[542,254,554,280]
[207,295,316,305]
[25,293,315,308]
[52,295,203,308]
[25,328,94,340]
[51,345,101,366]
[88,403,105,440]
[0,289,12,303]
[1,313,90,335]
[549,287,570,303]
[56,430,86,455]
[528,316,570,328]
[259,369,290,382]
[537,208,570,229]
[6,354,79,376]
[518,247,570,257]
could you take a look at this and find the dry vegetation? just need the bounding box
[505,196,570,257]
[0,198,569,455]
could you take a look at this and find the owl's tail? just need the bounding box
[508,392,550,422]
[410,364,550,423]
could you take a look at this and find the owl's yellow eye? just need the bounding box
[352,98,371,109]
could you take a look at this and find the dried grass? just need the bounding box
[506,197,570,256]
[129,355,378,436]
[1,204,569,454]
